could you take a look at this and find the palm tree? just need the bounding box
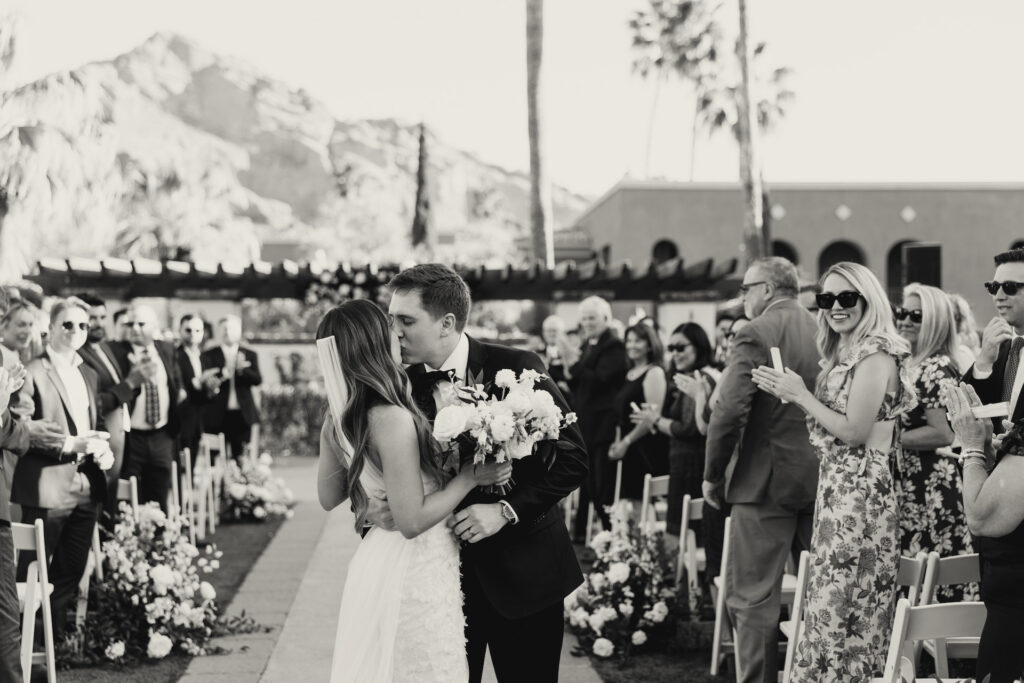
[629,0,720,180]
[526,0,554,268]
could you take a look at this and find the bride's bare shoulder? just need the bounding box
[367,404,416,442]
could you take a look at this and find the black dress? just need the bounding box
[663,368,717,536]
[613,366,668,500]
[973,450,1024,683]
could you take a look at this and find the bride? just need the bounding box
[316,300,511,683]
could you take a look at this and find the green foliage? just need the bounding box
[260,385,328,457]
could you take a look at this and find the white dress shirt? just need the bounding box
[50,351,92,500]
[426,333,470,383]
[130,345,170,430]
[183,346,203,390]
[222,344,241,410]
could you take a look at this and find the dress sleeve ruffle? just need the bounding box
[822,334,919,420]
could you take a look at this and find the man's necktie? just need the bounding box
[1002,337,1024,405]
[142,350,160,426]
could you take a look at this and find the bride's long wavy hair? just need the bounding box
[316,300,443,531]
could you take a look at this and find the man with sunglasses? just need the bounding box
[108,304,185,511]
[703,257,820,683]
[966,248,1024,428]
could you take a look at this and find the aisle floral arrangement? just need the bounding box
[222,452,296,522]
[75,503,222,663]
[564,502,679,662]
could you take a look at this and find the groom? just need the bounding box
[385,264,588,683]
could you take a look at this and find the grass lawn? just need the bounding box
[58,516,285,683]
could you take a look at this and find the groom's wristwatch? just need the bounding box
[498,500,519,526]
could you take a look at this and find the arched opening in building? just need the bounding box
[772,239,799,265]
[887,239,919,301]
[818,240,866,277]
[652,239,679,265]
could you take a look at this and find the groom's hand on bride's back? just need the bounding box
[364,493,396,532]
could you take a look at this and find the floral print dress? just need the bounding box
[898,353,978,602]
[791,336,917,683]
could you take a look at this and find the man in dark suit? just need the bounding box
[175,314,218,466]
[565,296,627,533]
[201,315,262,461]
[965,248,1024,427]
[76,294,132,520]
[370,264,586,683]
[12,298,113,639]
[703,257,820,683]
[109,304,184,510]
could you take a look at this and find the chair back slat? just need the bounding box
[639,474,670,530]
[896,551,928,605]
[904,601,987,641]
[934,553,980,586]
[10,522,38,552]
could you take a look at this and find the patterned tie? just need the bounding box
[142,349,160,426]
[1001,336,1024,405]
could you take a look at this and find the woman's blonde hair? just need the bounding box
[816,262,909,390]
[903,283,957,365]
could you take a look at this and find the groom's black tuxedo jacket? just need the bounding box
[407,336,588,620]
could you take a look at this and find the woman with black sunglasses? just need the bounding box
[895,283,977,600]
[753,262,916,682]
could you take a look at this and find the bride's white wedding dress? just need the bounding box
[329,456,468,683]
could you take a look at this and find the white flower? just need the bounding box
[590,531,613,554]
[199,581,217,602]
[570,608,588,628]
[631,630,647,646]
[618,602,634,618]
[433,405,474,441]
[589,573,607,592]
[149,565,175,595]
[650,601,669,623]
[489,413,515,442]
[495,369,516,388]
[258,452,274,466]
[253,506,267,519]
[508,437,534,459]
[104,641,125,660]
[228,483,247,500]
[592,638,614,658]
[147,632,173,659]
[607,562,630,584]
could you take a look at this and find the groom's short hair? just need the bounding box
[389,264,472,331]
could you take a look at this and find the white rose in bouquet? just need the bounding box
[619,602,634,618]
[199,581,217,602]
[494,369,517,388]
[229,483,247,500]
[433,405,474,441]
[147,632,174,659]
[104,641,125,660]
[607,562,631,584]
[589,572,607,592]
[253,506,267,519]
[631,630,647,646]
[592,638,614,658]
[502,389,532,414]
[489,413,515,442]
[149,565,175,595]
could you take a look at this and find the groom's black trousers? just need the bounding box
[464,567,564,683]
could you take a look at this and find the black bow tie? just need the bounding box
[421,369,459,386]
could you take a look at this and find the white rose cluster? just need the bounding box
[221,454,296,521]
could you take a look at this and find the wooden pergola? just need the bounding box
[26,256,740,303]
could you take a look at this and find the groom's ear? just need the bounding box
[439,312,458,335]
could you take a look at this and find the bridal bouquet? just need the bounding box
[431,368,577,492]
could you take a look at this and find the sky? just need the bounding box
[6,0,1024,196]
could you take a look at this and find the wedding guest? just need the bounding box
[77,294,131,520]
[111,304,184,510]
[566,296,627,531]
[704,257,820,683]
[754,262,914,682]
[895,284,976,600]
[965,248,1024,429]
[12,297,112,639]
[111,308,128,342]
[201,316,262,461]
[631,322,717,542]
[949,293,980,372]
[1,299,38,364]
[713,314,735,369]
[175,314,218,466]
[608,323,668,503]
[944,383,1024,683]
[540,314,574,402]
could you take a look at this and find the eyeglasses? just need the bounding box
[894,307,923,323]
[724,331,737,340]
[121,321,145,329]
[815,291,862,309]
[666,343,692,352]
[738,281,768,295]
[61,321,89,331]
[984,281,1024,296]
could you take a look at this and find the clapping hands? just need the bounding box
[0,364,27,414]
[751,366,810,404]
[629,402,659,431]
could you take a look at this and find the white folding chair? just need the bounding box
[917,552,981,675]
[168,460,180,521]
[710,516,737,677]
[117,476,139,519]
[638,473,670,533]
[872,599,986,683]
[248,423,261,466]
[200,432,227,521]
[563,488,578,530]
[179,448,197,545]
[13,519,55,683]
[678,494,706,589]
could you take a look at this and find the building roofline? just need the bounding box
[600,179,1024,192]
